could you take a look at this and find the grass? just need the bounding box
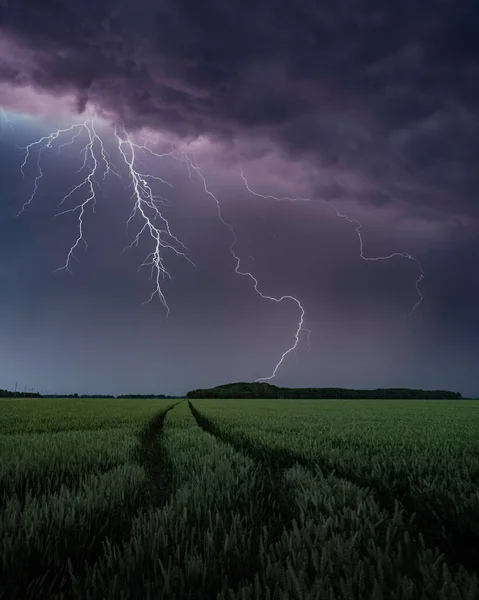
[1,397,478,599]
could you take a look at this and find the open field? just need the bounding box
[1,397,478,599]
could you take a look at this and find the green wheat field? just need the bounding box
[1,397,479,599]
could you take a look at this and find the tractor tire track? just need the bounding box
[188,401,479,576]
[135,401,180,508]
[188,400,300,594]
[2,403,178,600]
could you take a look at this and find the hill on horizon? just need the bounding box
[186,382,463,400]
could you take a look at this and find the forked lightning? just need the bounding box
[17,116,424,381]
[241,170,425,319]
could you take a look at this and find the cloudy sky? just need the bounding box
[0,0,478,396]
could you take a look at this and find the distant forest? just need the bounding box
[116,394,178,399]
[0,384,464,400]
[186,382,463,400]
[0,390,178,399]
[0,389,42,398]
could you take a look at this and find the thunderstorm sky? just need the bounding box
[0,0,478,396]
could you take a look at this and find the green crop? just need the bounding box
[0,398,174,599]
[1,397,478,599]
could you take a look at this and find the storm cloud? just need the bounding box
[1,0,479,218]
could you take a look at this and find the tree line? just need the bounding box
[186,382,463,400]
[1,383,464,400]
[0,390,179,399]
[116,394,178,399]
[0,389,42,398]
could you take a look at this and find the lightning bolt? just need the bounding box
[18,119,192,312]
[173,152,309,382]
[18,116,424,384]
[240,170,425,319]
[17,123,84,216]
[114,127,194,314]
[53,119,118,272]
[103,139,309,381]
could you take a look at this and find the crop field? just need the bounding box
[1,398,479,599]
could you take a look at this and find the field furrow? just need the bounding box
[2,397,479,600]
[70,401,268,599]
[0,399,175,600]
[189,400,479,599]
[191,399,479,577]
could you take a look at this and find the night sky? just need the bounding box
[0,0,478,397]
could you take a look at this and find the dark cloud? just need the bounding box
[1,0,478,217]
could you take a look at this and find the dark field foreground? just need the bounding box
[1,398,478,599]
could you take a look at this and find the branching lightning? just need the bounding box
[17,115,424,383]
[114,127,194,313]
[17,118,192,313]
[240,170,425,319]
[108,142,311,380]
[18,123,86,216]
[173,152,310,381]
